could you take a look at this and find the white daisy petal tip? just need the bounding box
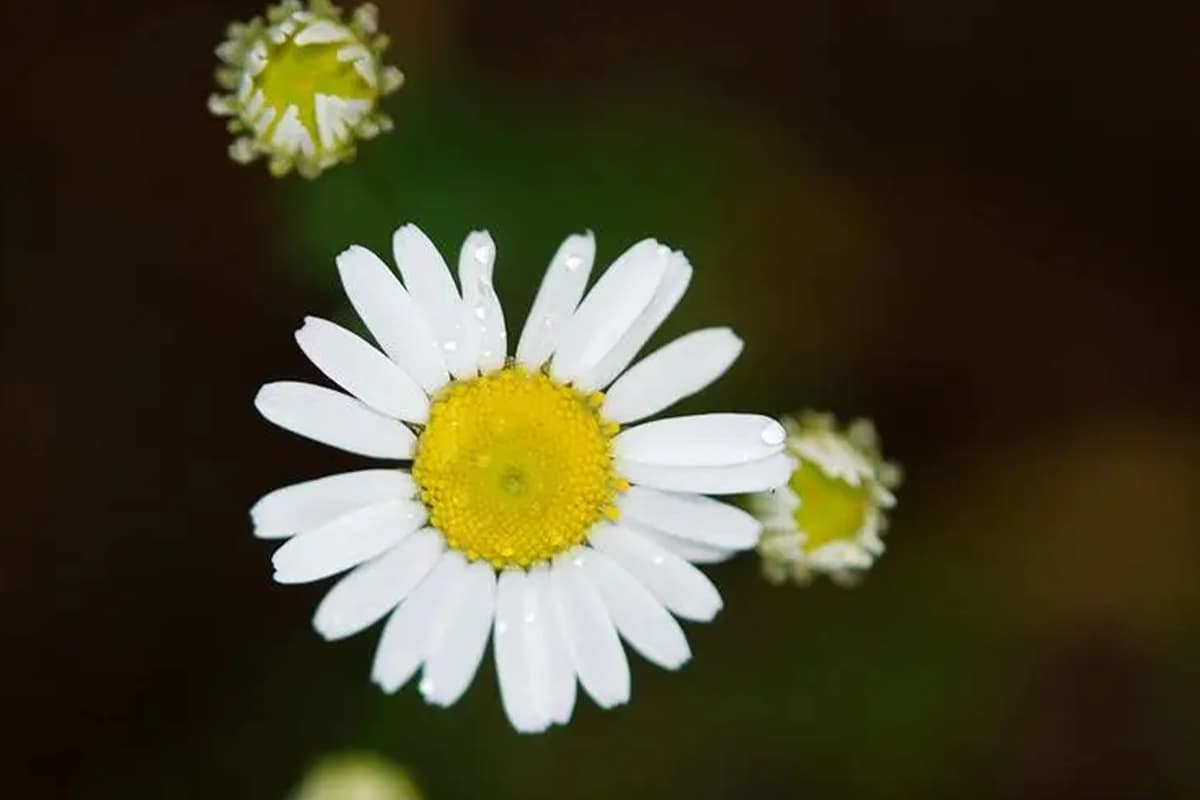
[549,238,671,383]
[750,410,902,587]
[615,413,788,468]
[392,224,481,379]
[270,500,426,585]
[515,231,598,368]
[254,381,417,459]
[603,327,744,423]
[294,316,430,423]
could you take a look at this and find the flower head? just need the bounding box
[290,753,421,800]
[209,1,403,178]
[252,224,788,732]
[750,411,901,586]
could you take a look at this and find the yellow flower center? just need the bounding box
[256,34,376,153]
[412,368,623,568]
[789,459,870,552]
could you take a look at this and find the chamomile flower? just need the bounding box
[253,224,788,732]
[209,1,403,178]
[290,753,421,800]
[751,411,901,586]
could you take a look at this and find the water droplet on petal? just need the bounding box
[760,420,786,446]
[474,244,493,264]
[496,621,509,635]
[564,254,583,271]
[524,610,536,623]
[473,305,487,320]
[419,677,435,696]
[651,554,665,566]
[443,339,458,353]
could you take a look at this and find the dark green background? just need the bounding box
[6,1,1197,798]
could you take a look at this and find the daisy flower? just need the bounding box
[290,753,421,800]
[208,1,403,178]
[253,224,789,732]
[750,411,901,586]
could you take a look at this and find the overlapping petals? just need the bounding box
[253,225,786,732]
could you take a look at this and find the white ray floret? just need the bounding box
[252,223,787,733]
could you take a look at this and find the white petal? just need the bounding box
[372,551,469,693]
[602,328,742,423]
[494,570,551,733]
[313,528,444,640]
[336,245,448,394]
[294,20,351,45]
[637,527,736,564]
[295,317,430,423]
[255,382,416,459]
[392,225,480,379]
[619,485,761,550]
[618,453,792,494]
[420,561,496,707]
[516,233,594,368]
[550,240,670,383]
[271,500,427,584]
[457,231,508,372]
[576,250,692,391]
[580,548,690,670]
[588,524,722,622]
[615,414,786,467]
[549,550,630,709]
[529,563,577,725]
[251,469,415,539]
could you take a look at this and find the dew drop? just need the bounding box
[760,420,786,446]
[651,554,665,566]
[524,610,537,623]
[442,339,458,353]
[564,254,583,271]
[496,621,509,635]
[419,677,435,696]
[473,305,487,320]
[473,244,493,264]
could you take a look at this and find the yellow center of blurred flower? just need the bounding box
[412,368,623,567]
[789,459,870,552]
[256,31,376,153]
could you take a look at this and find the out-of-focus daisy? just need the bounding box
[253,224,787,732]
[751,411,901,586]
[209,1,403,178]
[290,753,421,800]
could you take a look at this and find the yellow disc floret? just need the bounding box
[412,368,622,568]
[788,459,871,553]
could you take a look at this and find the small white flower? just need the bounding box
[750,412,901,586]
[209,1,403,178]
[253,224,787,732]
[290,753,421,800]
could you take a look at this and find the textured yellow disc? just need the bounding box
[412,368,622,567]
[789,459,871,553]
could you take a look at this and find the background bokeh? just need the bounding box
[6,1,1198,797]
